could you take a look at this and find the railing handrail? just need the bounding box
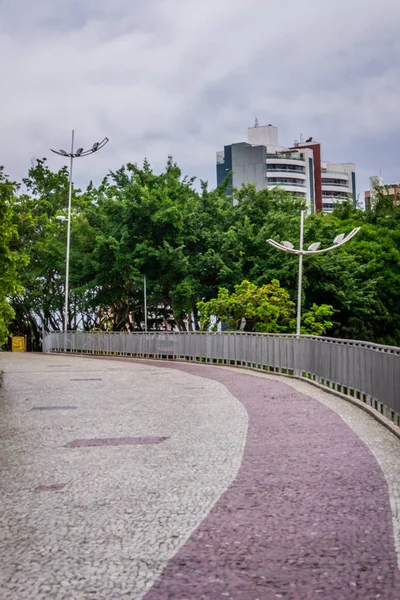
[52,330,400,354]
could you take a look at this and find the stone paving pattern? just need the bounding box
[0,354,247,599]
[1,354,400,599]
[139,361,400,599]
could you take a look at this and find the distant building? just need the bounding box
[365,176,399,210]
[216,124,356,212]
[320,161,357,212]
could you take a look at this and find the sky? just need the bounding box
[1,0,400,201]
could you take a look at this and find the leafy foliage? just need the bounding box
[197,280,334,335]
[197,279,295,332]
[0,169,27,344]
[2,157,400,349]
[298,304,335,336]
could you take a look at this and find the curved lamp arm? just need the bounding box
[267,227,361,255]
[50,137,109,158]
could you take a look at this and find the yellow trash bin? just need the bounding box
[12,335,26,352]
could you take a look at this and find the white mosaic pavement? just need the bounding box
[0,354,248,599]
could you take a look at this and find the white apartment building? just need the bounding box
[321,161,357,212]
[216,124,356,212]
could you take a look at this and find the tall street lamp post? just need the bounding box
[267,209,360,336]
[51,131,109,332]
[144,275,148,333]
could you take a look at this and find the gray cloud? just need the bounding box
[1,0,400,198]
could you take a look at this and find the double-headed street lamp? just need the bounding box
[51,131,109,332]
[267,210,360,336]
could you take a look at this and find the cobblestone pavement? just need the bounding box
[1,354,400,599]
[0,354,247,599]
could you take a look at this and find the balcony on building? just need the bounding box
[322,191,351,204]
[267,163,306,176]
[266,178,307,198]
[267,153,305,169]
[322,184,351,193]
[266,176,306,187]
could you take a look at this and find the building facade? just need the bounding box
[365,176,399,210]
[320,161,357,212]
[216,124,356,212]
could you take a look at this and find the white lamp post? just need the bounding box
[144,275,148,332]
[267,210,360,336]
[51,131,109,332]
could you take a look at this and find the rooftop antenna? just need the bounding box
[300,133,304,142]
[254,116,259,127]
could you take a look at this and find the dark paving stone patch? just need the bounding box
[31,406,77,411]
[70,378,103,381]
[133,361,400,600]
[183,386,206,390]
[34,484,66,493]
[65,436,168,448]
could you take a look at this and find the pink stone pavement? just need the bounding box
[133,361,400,600]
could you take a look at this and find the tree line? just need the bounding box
[1,156,399,350]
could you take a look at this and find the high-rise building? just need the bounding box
[216,124,356,212]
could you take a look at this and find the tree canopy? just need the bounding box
[197,279,334,335]
[1,156,399,349]
[0,169,27,344]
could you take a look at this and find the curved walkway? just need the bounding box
[1,354,400,599]
[140,361,400,599]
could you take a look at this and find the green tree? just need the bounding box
[0,169,27,345]
[197,279,295,332]
[10,159,93,347]
[75,158,237,331]
[296,304,335,336]
[7,155,400,348]
[197,279,334,335]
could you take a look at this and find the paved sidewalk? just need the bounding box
[1,353,400,599]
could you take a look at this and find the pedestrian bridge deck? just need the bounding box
[1,353,400,599]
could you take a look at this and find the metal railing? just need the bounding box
[322,170,350,177]
[43,331,400,427]
[267,155,304,162]
[267,167,306,174]
[322,195,350,201]
[321,181,350,188]
[266,180,306,187]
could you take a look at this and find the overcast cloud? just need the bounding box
[1,0,400,199]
